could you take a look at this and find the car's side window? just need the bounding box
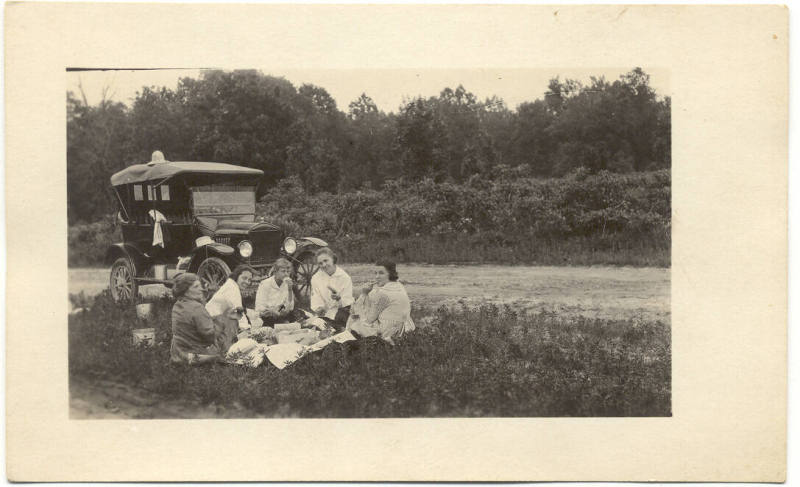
[161,185,170,201]
[133,185,143,201]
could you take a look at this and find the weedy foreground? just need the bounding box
[69,292,670,417]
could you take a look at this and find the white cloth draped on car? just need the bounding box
[148,209,168,248]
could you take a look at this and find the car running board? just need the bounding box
[134,277,174,288]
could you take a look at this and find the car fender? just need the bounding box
[291,237,327,259]
[299,236,328,248]
[187,243,237,273]
[104,243,151,276]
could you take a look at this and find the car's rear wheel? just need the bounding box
[293,252,319,307]
[110,257,138,303]
[197,257,231,300]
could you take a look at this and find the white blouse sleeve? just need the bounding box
[310,274,325,312]
[339,274,355,308]
[254,280,269,315]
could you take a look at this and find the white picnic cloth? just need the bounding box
[274,322,302,332]
[276,329,319,345]
[306,330,356,352]
[264,331,357,369]
[265,343,306,370]
[225,329,359,369]
[225,339,265,368]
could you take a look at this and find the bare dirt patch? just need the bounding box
[70,376,262,419]
[70,264,669,321]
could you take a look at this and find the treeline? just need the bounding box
[68,67,670,224]
[69,169,670,267]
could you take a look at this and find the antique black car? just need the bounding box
[106,156,326,302]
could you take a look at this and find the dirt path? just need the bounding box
[70,264,669,321]
[69,376,263,419]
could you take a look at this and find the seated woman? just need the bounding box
[347,262,415,344]
[206,264,254,329]
[170,273,242,365]
[255,257,299,327]
[310,247,354,331]
[204,264,254,352]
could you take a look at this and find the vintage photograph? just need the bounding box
[67,66,671,419]
[7,3,787,481]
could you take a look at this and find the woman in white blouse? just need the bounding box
[255,257,297,327]
[310,247,354,331]
[202,264,254,351]
[348,262,415,344]
[205,264,253,321]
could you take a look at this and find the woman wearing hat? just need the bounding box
[170,273,241,365]
[347,261,415,344]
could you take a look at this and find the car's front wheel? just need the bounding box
[197,257,231,300]
[109,257,138,303]
[293,252,319,308]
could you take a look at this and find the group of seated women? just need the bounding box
[169,247,415,366]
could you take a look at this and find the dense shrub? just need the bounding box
[69,293,671,417]
[68,170,670,267]
[257,169,670,265]
[68,218,120,267]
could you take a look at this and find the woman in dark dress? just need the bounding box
[170,273,240,365]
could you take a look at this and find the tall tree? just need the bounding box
[511,99,556,174]
[177,70,302,189]
[347,93,379,120]
[394,97,447,180]
[543,68,669,174]
[66,67,671,223]
[67,91,131,223]
[341,94,395,190]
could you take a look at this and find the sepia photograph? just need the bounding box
[6,3,787,481]
[67,66,671,418]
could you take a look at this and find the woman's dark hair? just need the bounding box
[378,261,399,281]
[229,264,256,283]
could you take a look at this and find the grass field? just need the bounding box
[69,292,671,417]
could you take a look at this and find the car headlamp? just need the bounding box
[238,240,253,258]
[283,237,297,255]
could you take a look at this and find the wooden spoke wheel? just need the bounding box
[293,253,319,307]
[197,257,231,300]
[109,257,138,303]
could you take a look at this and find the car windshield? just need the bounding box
[191,184,256,219]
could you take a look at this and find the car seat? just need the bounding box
[194,216,219,237]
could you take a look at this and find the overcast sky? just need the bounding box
[67,67,669,113]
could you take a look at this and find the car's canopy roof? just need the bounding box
[110,161,264,186]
